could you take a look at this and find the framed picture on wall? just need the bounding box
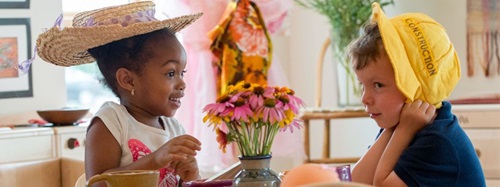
[0,18,32,99]
[0,0,30,9]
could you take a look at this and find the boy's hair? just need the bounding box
[347,23,384,71]
[88,28,176,97]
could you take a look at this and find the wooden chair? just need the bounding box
[75,174,85,187]
[301,37,369,164]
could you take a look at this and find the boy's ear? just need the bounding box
[116,68,135,92]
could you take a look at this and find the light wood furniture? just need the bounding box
[301,108,368,164]
[75,174,86,187]
[452,104,500,186]
[302,37,369,164]
[0,159,61,187]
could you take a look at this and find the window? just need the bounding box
[65,64,116,115]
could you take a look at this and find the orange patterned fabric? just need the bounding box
[208,0,272,95]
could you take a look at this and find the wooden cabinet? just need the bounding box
[53,125,87,187]
[453,104,500,186]
[0,128,55,164]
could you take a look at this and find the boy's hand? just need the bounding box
[397,100,436,135]
[152,135,202,169]
[175,155,200,181]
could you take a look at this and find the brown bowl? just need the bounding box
[37,109,89,125]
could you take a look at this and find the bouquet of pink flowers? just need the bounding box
[203,81,305,156]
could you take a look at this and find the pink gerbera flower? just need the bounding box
[231,97,253,122]
[257,98,285,124]
[248,86,265,109]
[262,87,275,98]
[280,118,303,133]
[202,94,233,115]
[278,94,300,114]
[288,94,305,108]
[277,87,305,107]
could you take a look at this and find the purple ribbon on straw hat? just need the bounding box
[83,9,157,27]
[17,14,64,74]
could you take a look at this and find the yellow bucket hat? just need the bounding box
[371,2,460,108]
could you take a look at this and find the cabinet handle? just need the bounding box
[67,138,80,149]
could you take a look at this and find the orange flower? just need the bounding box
[216,128,229,153]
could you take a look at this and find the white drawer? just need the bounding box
[452,104,500,128]
[0,128,55,164]
[56,132,86,160]
[464,129,500,180]
[487,179,500,187]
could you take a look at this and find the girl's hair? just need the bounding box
[88,28,176,97]
[347,22,385,70]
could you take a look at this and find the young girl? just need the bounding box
[349,3,485,186]
[35,2,203,187]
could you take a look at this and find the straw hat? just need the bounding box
[371,2,460,108]
[36,1,202,67]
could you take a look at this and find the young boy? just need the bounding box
[349,3,485,187]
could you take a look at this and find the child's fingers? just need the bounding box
[401,100,434,124]
[173,135,202,150]
[177,134,202,145]
[156,135,202,167]
[175,157,197,172]
[175,157,199,181]
[424,103,436,124]
[425,103,435,114]
[172,145,198,157]
[402,99,421,112]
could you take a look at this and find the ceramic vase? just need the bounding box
[232,155,281,187]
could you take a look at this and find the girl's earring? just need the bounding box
[131,89,135,96]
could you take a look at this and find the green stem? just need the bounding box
[261,122,270,154]
[242,122,253,155]
[254,123,261,155]
[263,123,279,155]
[231,122,247,156]
[250,123,259,154]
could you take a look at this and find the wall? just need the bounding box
[0,0,65,117]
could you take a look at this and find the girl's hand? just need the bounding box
[151,134,201,169]
[175,155,200,181]
[397,100,436,135]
